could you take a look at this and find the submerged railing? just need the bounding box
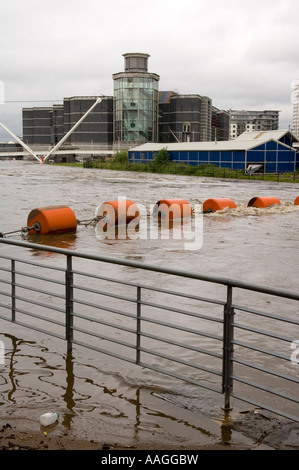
[0,238,299,422]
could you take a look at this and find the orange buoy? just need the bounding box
[247,197,281,208]
[153,199,192,220]
[27,205,77,235]
[294,196,299,205]
[95,200,140,230]
[203,198,236,213]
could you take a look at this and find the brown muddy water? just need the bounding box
[0,160,299,449]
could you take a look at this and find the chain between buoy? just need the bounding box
[0,222,43,238]
[0,217,105,238]
[76,215,106,227]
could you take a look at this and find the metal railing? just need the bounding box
[0,238,299,422]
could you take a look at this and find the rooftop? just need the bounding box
[129,130,298,152]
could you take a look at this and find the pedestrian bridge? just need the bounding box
[0,148,115,160]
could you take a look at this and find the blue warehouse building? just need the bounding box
[128,130,298,173]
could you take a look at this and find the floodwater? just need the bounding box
[0,160,299,449]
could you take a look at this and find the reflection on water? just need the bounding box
[27,232,79,254]
[0,330,228,447]
[1,161,299,445]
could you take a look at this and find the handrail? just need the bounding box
[0,237,299,423]
[1,238,298,300]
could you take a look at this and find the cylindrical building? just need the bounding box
[113,53,160,145]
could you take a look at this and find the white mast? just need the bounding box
[0,122,42,163]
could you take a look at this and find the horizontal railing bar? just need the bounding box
[139,344,222,376]
[14,294,65,314]
[140,285,226,306]
[71,339,137,365]
[0,253,65,272]
[68,301,222,347]
[73,287,222,327]
[1,239,299,300]
[73,310,222,361]
[72,268,226,306]
[74,297,221,340]
[232,375,299,404]
[73,325,221,378]
[0,301,10,311]
[139,314,223,343]
[72,297,136,319]
[72,336,223,393]
[73,309,222,361]
[233,339,290,362]
[72,269,140,288]
[73,325,136,350]
[72,283,136,304]
[0,278,11,286]
[0,315,11,322]
[0,289,11,298]
[232,321,294,343]
[0,267,11,274]
[12,305,65,327]
[14,269,65,286]
[230,393,299,423]
[14,282,65,300]
[73,282,223,326]
[233,356,299,384]
[140,329,223,360]
[10,320,65,341]
[139,299,223,325]
[73,311,136,335]
[233,303,299,326]
[138,316,222,348]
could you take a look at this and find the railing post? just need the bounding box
[222,285,234,410]
[11,259,16,322]
[136,286,141,365]
[65,255,73,352]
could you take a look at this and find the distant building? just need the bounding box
[23,106,54,146]
[158,92,213,143]
[63,96,113,147]
[50,104,64,145]
[229,110,279,139]
[212,107,230,141]
[22,97,113,150]
[23,104,64,147]
[113,53,160,145]
[22,53,267,153]
[128,129,298,173]
[0,141,23,159]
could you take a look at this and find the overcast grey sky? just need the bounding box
[1,0,298,141]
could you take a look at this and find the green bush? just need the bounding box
[113,150,128,164]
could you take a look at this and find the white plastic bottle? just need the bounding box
[40,412,59,426]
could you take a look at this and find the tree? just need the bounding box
[113,150,128,163]
[153,147,170,165]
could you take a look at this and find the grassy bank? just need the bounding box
[53,162,83,167]
[83,160,299,184]
[54,150,299,183]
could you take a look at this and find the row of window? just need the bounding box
[114,77,159,90]
[130,148,295,162]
